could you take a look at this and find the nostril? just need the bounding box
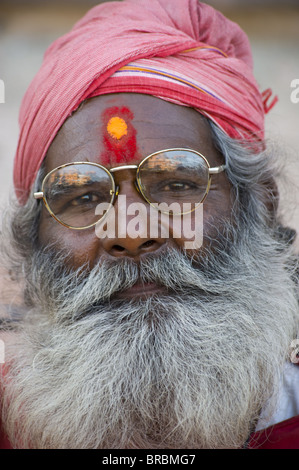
[112,245,126,252]
[142,240,155,248]
[105,236,165,258]
[109,240,158,257]
[113,240,155,252]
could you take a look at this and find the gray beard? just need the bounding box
[1,220,299,449]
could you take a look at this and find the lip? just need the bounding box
[114,281,168,299]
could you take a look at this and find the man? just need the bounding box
[0,0,299,449]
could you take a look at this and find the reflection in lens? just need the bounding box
[138,150,209,213]
[43,163,114,228]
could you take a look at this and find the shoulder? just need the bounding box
[249,414,299,449]
[0,370,12,450]
[249,363,299,449]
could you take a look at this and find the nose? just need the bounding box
[102,235,163,259]
[96,177,166,259]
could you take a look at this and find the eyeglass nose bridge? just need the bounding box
[109,164,145,204]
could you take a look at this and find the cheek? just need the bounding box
[38,209,101,270]
[201,186,235,246]
[100,106,139,165]
[171,185,234,252]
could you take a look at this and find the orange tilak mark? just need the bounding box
[107,116,128,140]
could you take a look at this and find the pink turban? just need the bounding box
[13,0,277,204]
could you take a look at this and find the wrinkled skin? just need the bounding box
[39,93,233,279]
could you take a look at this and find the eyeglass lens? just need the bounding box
[42,150,210,228]
[138,149,209,213]
[43,164,114,228]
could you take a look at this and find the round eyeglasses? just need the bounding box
[34,148,226,229]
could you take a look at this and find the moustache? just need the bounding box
[27,243,232,322]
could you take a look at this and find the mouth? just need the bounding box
[114,281,169,300]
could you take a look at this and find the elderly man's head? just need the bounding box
[1,0,298,449]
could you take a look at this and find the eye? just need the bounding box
[157,180,204,194]
[70,192,102,206]
[163,181,196,192]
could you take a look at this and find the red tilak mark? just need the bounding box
[100,106,138,166]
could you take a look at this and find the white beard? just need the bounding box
[1,221,299,449]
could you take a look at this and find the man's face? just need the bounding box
[38,93,233,273]
[2,93,298,450]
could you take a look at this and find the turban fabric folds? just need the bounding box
[13,0,277,204]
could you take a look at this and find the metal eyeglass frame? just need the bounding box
[33,147,226,230]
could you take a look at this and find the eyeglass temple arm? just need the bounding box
[34,192,44,199]
[209,164,226,175]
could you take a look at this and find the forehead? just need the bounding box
[44,93,222,172]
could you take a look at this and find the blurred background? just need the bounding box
[0,0,299,234]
